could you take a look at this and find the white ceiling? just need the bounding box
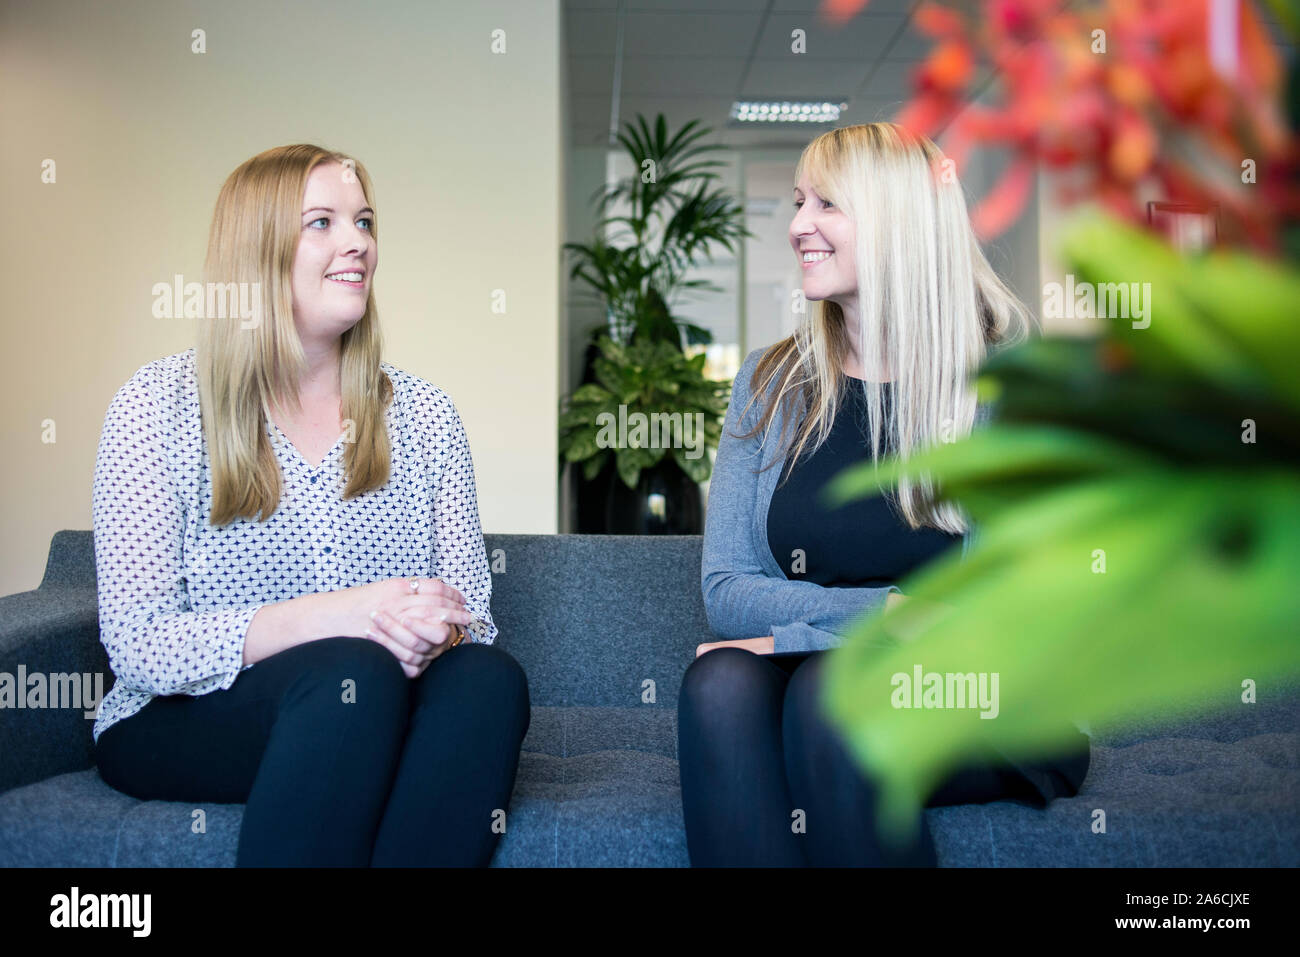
[565,0,955,148]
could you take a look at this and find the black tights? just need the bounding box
[677,647,1089,866]
[94,637,530,867]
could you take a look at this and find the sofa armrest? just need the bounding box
[0,585,107,793]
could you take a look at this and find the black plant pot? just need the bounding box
[604,457,703,535]
[572,458,614,533]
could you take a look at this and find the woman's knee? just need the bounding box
[296,635,405,674]
[781,653,845,754]
[439,640,526,687]
[783,653,828,724]
[415,642,530,724]
[679,646,779,716]
[277,636,409,711]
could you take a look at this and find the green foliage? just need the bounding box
[562,113,750,351]
[558,336,731,489]
[560,113,747,490]
[818,210,1300,844]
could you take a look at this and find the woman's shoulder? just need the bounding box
[118,347,195,386]
[737,346,764,388]
[107,348,198,419]
[98,352,199,480]
[735,339,792,398]
[379,361,458,418]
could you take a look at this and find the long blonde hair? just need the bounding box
[198,144,392,525]
[740,123,1032,533]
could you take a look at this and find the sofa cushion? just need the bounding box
[3,699,1297,867]
[3,531,1297,867]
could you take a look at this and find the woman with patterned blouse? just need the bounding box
[91,144,530,867]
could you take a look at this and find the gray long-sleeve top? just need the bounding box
[702,346,986,654]
[700,346,1094,796]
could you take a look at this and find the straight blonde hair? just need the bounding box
[740,123,1032,533]
[198,144,392,525]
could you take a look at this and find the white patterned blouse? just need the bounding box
[90,348,496,743]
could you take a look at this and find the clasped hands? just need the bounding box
[350,576,474,678]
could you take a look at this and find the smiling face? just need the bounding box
[291,161,377,345]
[789,171,857,305]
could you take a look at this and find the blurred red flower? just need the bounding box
[827,0,1299,256]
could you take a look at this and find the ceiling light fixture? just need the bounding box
[730,100,847,124]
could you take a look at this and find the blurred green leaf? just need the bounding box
[823,211,1300,848]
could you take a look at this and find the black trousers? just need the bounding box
[94,637,530,867]
[677,647,1090,866]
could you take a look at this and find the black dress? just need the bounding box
[766,376,961,586]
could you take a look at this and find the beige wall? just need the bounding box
[0,0,562,595]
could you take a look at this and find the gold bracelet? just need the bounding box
[449,622,467,647]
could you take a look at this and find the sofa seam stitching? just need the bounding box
[109,795,131,867]
[556,706,566,867]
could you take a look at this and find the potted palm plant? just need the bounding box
[562,113,750,532]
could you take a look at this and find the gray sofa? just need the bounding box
[1,530,1297,866]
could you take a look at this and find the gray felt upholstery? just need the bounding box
[1,530,1296,866]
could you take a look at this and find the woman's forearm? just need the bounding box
[242,589,355,666]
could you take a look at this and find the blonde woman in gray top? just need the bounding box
[681,123,1091,866]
